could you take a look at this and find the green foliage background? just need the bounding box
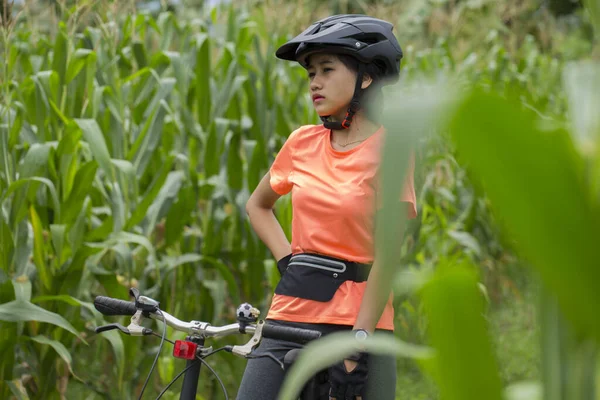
[0,0,598,399]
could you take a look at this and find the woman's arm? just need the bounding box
[353,201,410,333]
[245,172,292,261]
[352,257,390,334]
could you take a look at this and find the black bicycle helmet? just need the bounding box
[275,14,403,130]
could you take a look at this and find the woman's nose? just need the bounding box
[310,77,322,91]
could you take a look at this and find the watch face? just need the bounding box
[354,330,369,341]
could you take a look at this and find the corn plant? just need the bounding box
[0,1,318,398]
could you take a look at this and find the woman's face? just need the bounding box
[305,53,361,121]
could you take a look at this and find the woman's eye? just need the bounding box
[308,72,315,79]
[324,68,333,72]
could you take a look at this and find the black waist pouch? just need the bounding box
[274,253,372,302]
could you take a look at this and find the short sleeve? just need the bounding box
[269,128,300,195]
[400,153,418,219]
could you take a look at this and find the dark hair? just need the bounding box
[336,54,385,122]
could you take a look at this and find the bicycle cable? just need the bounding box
[151,332,175,345]
[155,353,229,400]
[139,308,168,400]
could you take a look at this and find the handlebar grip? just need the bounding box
[94,296,137,316]
[262,323,322,344]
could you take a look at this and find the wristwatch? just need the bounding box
[353,329,370,341]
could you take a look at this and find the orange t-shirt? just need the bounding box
[266,124,417,331]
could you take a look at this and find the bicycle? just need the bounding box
[93,287,329,400]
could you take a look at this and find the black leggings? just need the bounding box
[235,320,397,400]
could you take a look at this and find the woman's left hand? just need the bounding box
[329,359,361,400]
[343,358,358,372]
[328,353,369,400]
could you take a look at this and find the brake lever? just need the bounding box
[126,310,153,336]
[231,320,264,357]
[95,323,131,335]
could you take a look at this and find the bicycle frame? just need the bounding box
[179,336,205,400]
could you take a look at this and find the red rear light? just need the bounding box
[173,340,198,360]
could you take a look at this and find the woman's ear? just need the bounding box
[361,73,373,90]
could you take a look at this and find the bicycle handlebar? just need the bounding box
[93,295,322,344]
[262,323,321,344]
[94,296,137,316]
[93,291,324,398]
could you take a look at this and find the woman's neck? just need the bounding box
[329,112,380,147]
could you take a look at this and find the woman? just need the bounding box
[239,14,417,400]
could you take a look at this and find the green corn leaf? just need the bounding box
[87,231,156,264]
[129,101,168,178]
[422,263,503,400]
[143,77,175,120]
[204,123,220,179]
[102,86,123,124]
[19,77,43,140]
[225,130,243,191]
[98,330,125,390]
[0,299,82,339]
[61,161,97,224]
[36,71,60,114]
[18,142,52,179]
[30,295,104,330]
[0,218,13,274]
[75,119,114,182]
[504,381,543,400]
[28,335,79,378]
[111,159,137,206]
[56,126,82,201]
[68,197,91,253]
[49,224,66,265]
[8,103,23,150]
[125,154,175,230]
[165,51,188,96]
[243,73,262,142]
[110,182,126,233]
[12,276,32,302]
[143,170,185,236]
[194,34,211,130]
[213,65,247,119]
[450,90,600,341]
[164,185,195,246]
[65,49,95,84]
[584,0,600,35]
[29,205,52,291]
[195,256,240,306]
[149,51,171,76]
[157,13,176,50]
[13,220,31,276]
[245,139,262,191]
[132,41,148,69]
[162,253,202,272]
[52,22,68,89]
[5,380,28,400]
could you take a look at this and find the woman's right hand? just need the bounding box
[276,254,293,275]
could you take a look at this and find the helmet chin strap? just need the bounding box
[321,63,366,130]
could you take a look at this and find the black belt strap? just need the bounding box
[287,253,372,282]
